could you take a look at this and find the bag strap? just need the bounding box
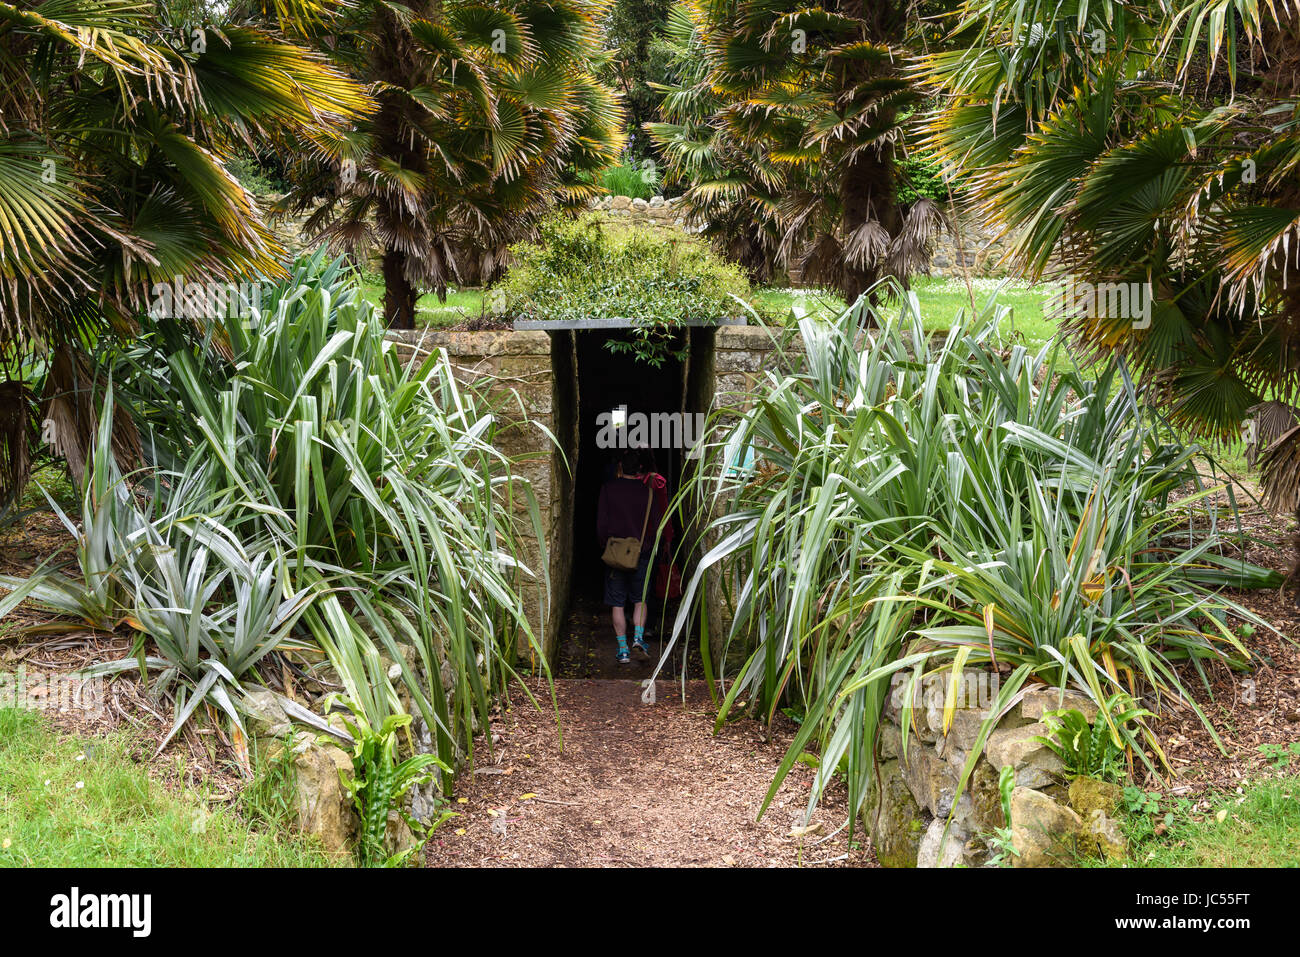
[637,477,655,543]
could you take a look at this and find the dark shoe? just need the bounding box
[631,638,651,661]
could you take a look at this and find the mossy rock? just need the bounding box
[1068,776,1124,820]
[970,761,1005,832]
[863,759,927,867]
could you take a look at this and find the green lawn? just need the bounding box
[752,278,1055,345]
[1099,776,1300,868]
[357,275,1057,340]
[0,708,340,867]
[358,281,488,328]
[909,276,1057,348]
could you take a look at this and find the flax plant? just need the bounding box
[664,283,1278,827]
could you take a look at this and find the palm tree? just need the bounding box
[644,3,787,282]
[0,0,368,504]
[922,0,1300,485]
[280,0,626,328]
[646,0,946,302]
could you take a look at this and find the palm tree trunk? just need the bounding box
[838,0,902,306]
[0,377,32,508]
[838,126,901,305]
[382,249,416,330]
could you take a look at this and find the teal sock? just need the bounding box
[634,625,645,642]
[616,634,628,648]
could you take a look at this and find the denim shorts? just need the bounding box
[604,551,653,607]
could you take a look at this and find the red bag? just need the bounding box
[655,562,683,600]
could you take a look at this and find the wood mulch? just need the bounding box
[423,678,873,868]
[1145,482,1300,795]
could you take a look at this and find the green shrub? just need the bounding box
[660,283,1278,830]
[897,152,958,204]
[496,213,752,365]
[3,253,549,776]
[226,149,287,197]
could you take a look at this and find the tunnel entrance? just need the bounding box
[553,327,713,678]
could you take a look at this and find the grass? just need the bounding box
[753,277,1054,344]
[601,162,658,200]
[357,276,1051,333]
[0,707,340,867]
[1102,776,1300,867]
[357,281,488,329]
[908,276,1056,347]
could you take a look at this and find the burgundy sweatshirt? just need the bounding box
[597,475,665,550]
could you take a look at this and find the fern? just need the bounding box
[1035,693,1154,782]
[341,712,453,867]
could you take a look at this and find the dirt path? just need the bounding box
[554,593,699,680]
[423,678,875,867]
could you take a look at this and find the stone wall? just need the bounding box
[385,328,573,665]
[588,193,692,231]
[689,325,804,666]
[927,212,1019,278]
[869,671,1128,868]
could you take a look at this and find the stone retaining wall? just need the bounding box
[589,193,692,230]
[869,670,1128,867]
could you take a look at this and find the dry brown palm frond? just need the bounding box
[39,347,141,488]
[887,198,950,277]
[842,219,891,270]
[1245,400,1300,467]
[1259,421,1300,514]
[792,232,848,295]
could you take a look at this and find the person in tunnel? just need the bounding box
[596,447,669,664]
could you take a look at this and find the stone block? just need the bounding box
[1010,787,1082,868]
[1067,776,1124,820]
[864,759,927,868]
[902,738,959,818]
[285,731,356,857]
[916,816,983,868]
[1020,686,1100,724]
[715,349,764,373]
[984,721,1065,789]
